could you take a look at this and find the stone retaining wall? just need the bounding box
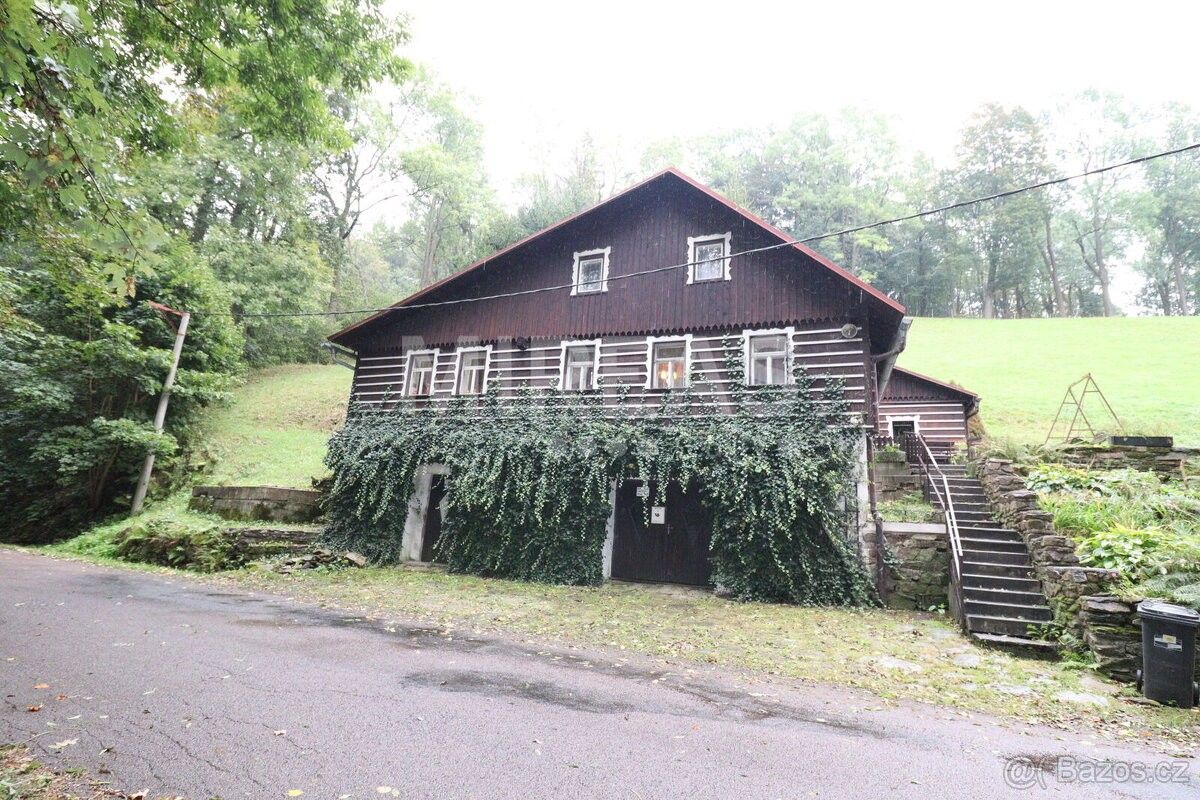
[1052,445,1200,477]
[975,458,1116,635]
[191,485,323,524]
[1079,594,1200,684]
[880,522,949,610]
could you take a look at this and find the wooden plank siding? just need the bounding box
[332,174,902,357]
[350,323,871,418]
[876,367,978,444]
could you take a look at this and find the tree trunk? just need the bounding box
[189,163,220,244]
[1171,258,1191,316]
[1038,215,1068,316]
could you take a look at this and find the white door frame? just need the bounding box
[401,463,450,562]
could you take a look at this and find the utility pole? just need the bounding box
[131,303,191,515]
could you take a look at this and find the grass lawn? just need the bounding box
[900,317,1200,447]
[204,562,1197,749]
[0,743,115,799]
[201,364,351,487]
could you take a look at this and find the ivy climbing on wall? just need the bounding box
[322,337,876,606]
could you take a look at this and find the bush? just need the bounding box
[115,519,239,572]
[877,492,938,523]
[1076,525,1200,583]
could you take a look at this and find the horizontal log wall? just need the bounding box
[875,401,968,442]
[351,324,869,415]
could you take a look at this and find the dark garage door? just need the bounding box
[611,480,712,586]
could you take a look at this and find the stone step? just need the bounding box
[962,586,1048,607]
[967,613,1054,638]
[962,549,1031,566]
[961,572,1043,591]
[960,561,1037,579]
[954,516,1004,527]
[956,526,1022,541]
[964,599,1052,621]
[959,536,1028,553]
[971,632,1060,653]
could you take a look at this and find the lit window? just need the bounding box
[456,349,488,395]
[651,340,687,390]
[572,248,610,295]
[688,233,731,283]
[406,352,435,396]
[747,333,789,386]
[563,344,597,391]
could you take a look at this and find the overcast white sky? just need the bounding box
[385,1,1200,309]
[395,0,1200,192]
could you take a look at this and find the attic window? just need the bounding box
[571,247,610,295]
[687,233,732,283]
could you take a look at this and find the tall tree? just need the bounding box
[399,88,503,287]
[950,105,1054,318]
[1138,104,1200,315]
[1054,90,1146,317]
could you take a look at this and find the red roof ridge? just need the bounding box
[329,167,905,343]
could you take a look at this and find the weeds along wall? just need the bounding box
[322,338,876,606]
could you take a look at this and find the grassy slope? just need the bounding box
[899,317,1200,447]
[201,364,351,487]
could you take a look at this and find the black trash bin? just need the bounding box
[1136,600,1199,708]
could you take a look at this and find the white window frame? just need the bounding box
[453,345,491,396]
[742,327,794,386]
[645,334,692,390]
[404,349,438,397]
[886,416,921,437]
[559,338,601,391]
[686,232,733,284]
[571,247,611,295]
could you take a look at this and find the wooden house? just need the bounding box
[328,168,914,585]
[876,367,979,447]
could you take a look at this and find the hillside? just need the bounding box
[201,364,352,487]
[899,317,1200,447]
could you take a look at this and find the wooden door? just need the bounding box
[611,480,711,586]
[420,474,446,563]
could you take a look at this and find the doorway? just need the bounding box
[419,474,447,563]
[610,480,712,586]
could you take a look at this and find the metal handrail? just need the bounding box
[904,433,968,631]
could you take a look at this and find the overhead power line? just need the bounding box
[208,141,1200,320]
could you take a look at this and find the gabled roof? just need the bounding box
[329,167,905,344]
[889,366,978,401]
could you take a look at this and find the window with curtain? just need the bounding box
[651,341,687,389]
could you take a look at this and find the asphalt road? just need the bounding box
[1,549,1195,799]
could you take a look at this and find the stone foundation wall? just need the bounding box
[975,458,1116,635]
[1052,445,1200,478]
[879,522,949,610]
[190,485,323,524]
[1079,594,1200,684]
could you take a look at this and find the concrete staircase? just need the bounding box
[925,462,1057,653]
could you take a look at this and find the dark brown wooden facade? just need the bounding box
[876,367,979,444]
[330,169,913,582]
[332,169,907,422]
